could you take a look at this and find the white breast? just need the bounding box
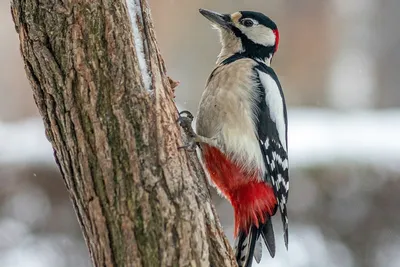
[217,63,266,176]
[196,59,268,178]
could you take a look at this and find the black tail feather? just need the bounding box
[253,235,263,263]
[234,218,276,267]
[261,214,276,258]
[284,225,289,250]
[235,225,258,267]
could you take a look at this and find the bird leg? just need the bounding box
[177,110,217,151]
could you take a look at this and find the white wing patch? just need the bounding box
[257,70,287,151]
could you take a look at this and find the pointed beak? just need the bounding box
[199,9,231,28]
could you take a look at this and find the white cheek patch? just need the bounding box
[239,25,276,47]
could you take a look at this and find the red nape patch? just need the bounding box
[202,145,277,237]
[273,29,280,52]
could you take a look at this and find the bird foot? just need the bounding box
[177,110,198,151]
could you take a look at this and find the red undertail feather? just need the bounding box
[202,145,277,236]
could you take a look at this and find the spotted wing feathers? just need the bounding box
[263,138,289,248]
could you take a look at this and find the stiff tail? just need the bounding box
[234,215,275,267]
[261,214,276,257]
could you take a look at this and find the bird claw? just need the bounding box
[178,142,197,152]
[177,110,194,122]
[177,110,196,137]
[177,110,198,151]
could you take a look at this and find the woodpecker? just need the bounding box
[178,9,289,267]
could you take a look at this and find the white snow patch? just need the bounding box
[288,108,400,170]
[0,118,54,166]
[126,0,151,91]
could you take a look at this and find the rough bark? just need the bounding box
[10,0,237,266]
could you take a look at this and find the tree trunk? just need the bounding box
[10,0,237,266]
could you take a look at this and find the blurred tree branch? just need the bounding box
[10,0,236,266]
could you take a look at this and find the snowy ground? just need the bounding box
[288,108,400,171]
[2,108,399,170]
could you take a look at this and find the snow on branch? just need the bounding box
[126,0,152,91]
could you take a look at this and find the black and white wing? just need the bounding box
[254,63,289,249]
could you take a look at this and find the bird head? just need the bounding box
[199,9,279,64]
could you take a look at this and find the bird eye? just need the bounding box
[242,19,254,27]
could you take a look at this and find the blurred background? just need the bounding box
[1,0,400,266]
